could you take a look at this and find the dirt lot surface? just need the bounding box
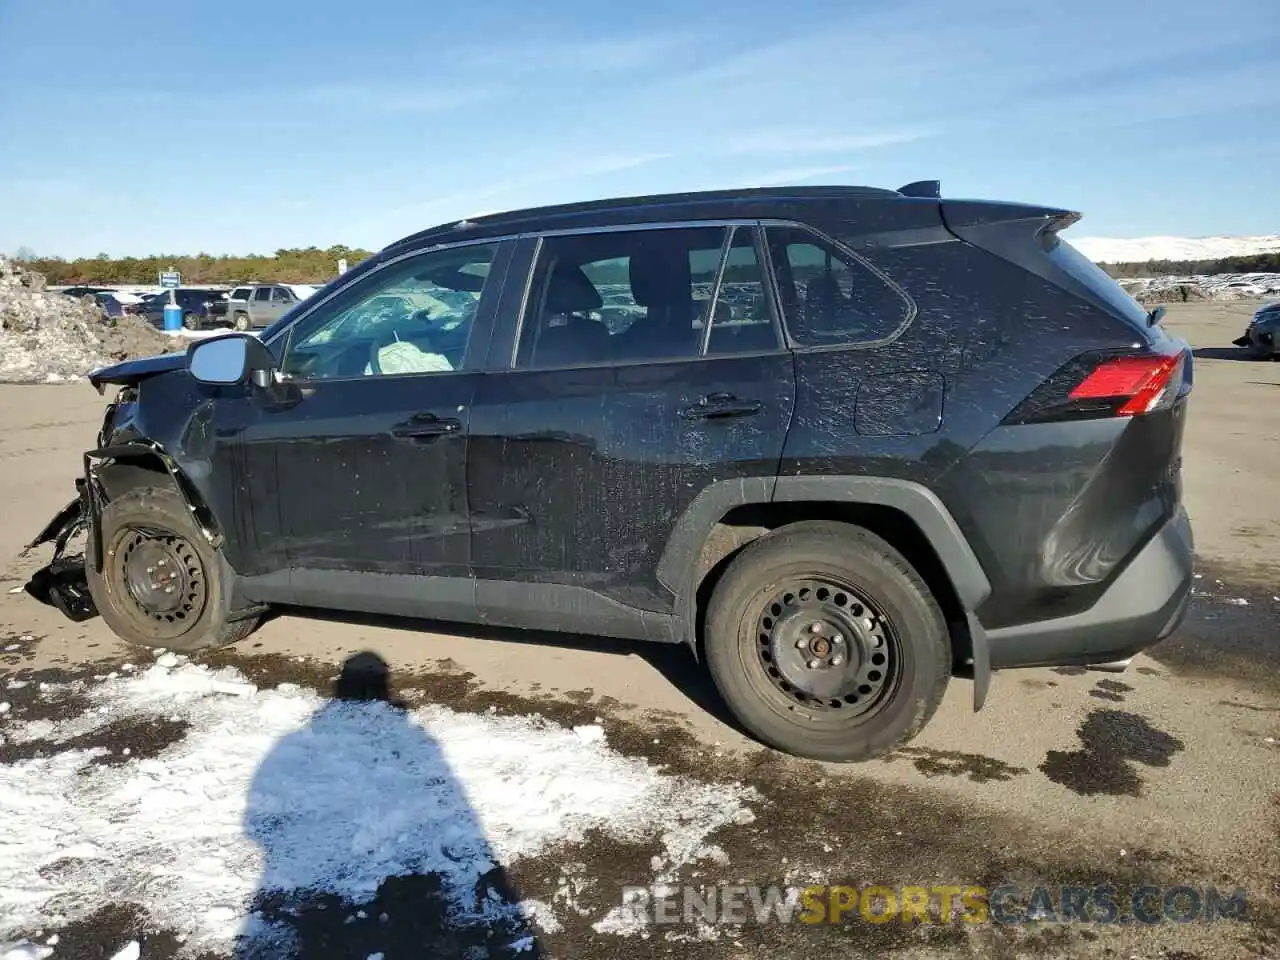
[1,299,1278,959]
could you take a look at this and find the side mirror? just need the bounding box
[186,333,276,387]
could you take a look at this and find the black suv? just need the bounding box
[27,182,1195,762]
[135,288,228,330]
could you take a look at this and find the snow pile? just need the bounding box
[1116,273,1280,304]
[1075,235,1280,264]
[0,257,176,383]
[0,656,755,956]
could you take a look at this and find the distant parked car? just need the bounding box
[1232,300,1280,357]
[90,291,129,317]
[60,286,113,299]
[222,284,319,330]
[134,288,229,330]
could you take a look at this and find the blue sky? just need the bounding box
[1,0,1277,257]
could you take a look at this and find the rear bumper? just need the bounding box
[985,507,1193,670]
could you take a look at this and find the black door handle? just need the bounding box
[679,393,763,421]
[391,412,461,440]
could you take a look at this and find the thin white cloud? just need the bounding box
[716,129,932,157]
[743,164,862,187]
[353,152,673,242]
[298,82,503,114]
[458,32,698,73]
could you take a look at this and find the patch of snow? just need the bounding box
[0,661,753,955]
[572,724,604,744]
[518,899,561,933]
[109,942,140,960]
[1074,235,1280,264]
[1226,598,1250,606]
[1117,273,1280,303]
[0,942,53,960]
[0,257,176,384]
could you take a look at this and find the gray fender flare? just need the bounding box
[657,475,994,711]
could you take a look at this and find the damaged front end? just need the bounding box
[24,351,208,624]
[23,467,103,622]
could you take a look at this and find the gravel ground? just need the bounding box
[0,299,1277,960]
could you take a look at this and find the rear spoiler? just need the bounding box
[898,180,1080,235]
[897,180,940,199]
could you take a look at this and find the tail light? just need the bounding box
[1003,347,1189,424]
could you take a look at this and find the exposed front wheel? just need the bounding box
[86,483,259,652]
[704,521,950,762]
[233,312,251,332]
[182,311,202,331]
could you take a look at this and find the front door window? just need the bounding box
[281,243,500,380]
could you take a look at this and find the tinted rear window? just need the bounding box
[1043,232,1151,331]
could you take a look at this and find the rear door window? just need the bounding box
[511,225,783,369]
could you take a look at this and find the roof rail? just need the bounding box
[897,180,941,199]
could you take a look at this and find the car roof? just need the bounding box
[382,183,915,253]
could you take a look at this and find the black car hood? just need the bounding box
[87,350,187,393]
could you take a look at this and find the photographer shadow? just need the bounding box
[235,651,542,959]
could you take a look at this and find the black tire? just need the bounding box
[86,483,258,653]
[704,521,949,762]
[182,311,201,331]
[233,312,251,332]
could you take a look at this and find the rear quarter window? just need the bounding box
[764,225,914,346]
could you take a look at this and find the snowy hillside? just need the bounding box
[1117,272,1280,303]
[1073,235,1280,264]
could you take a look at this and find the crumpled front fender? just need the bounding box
[22,483,97,623]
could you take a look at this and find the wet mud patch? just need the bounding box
[882,746,1029,784]
[245,872,539,960]
[1136,666,1161,677]
[1088,679,1133,703]
[1150,560,1280,693]
[1050,666,1088,677]
[0,663,98,725]
[9,902,198,960]
[0,714,190,766]
[1017,678,1057,690]
[1040,710,1186,797]
[1218,699,1280,714]
[0,630,46,666]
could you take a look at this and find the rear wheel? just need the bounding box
[86,483,258,652]
[233,312,251,332]
[704,521,949,762]
[182,311,201,331]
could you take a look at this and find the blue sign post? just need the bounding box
[159,270,182,332]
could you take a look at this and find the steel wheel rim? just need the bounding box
[113,527,207,637]
[754,578,901,719]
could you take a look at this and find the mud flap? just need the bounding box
[967,611,991,712]
[1231,334,1252,347]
